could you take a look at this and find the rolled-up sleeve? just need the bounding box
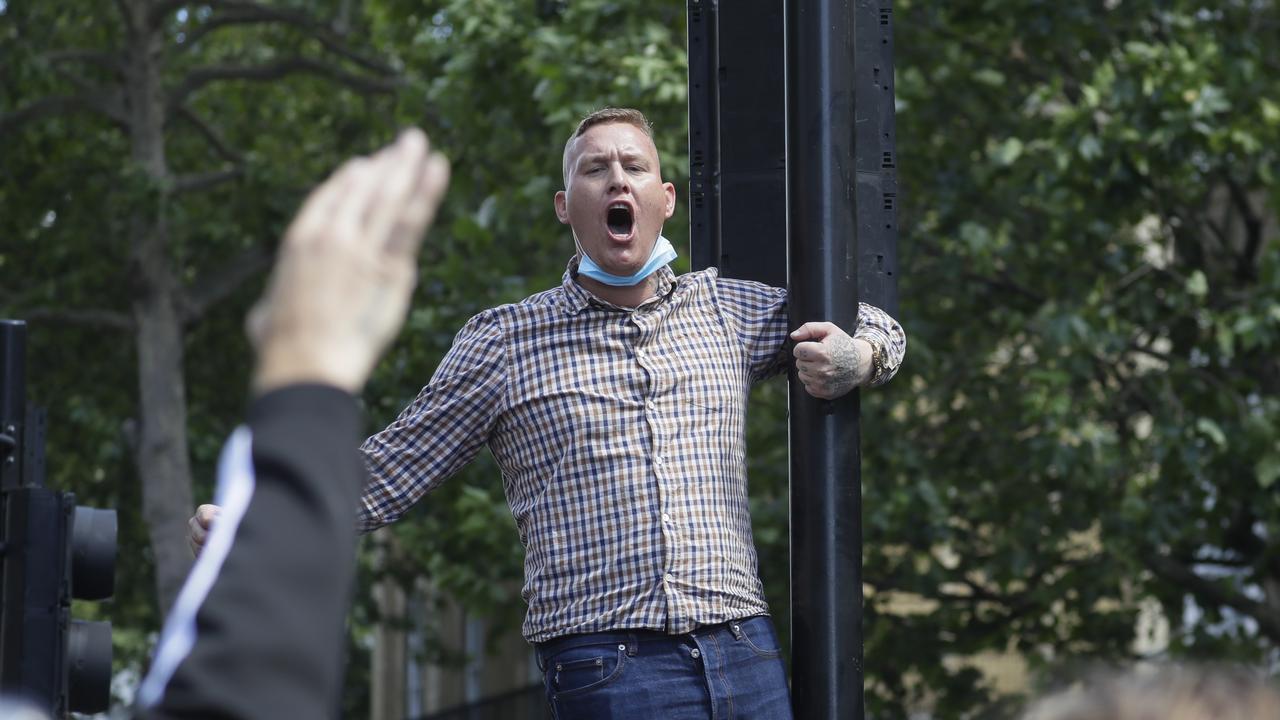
[854,301,906,387]
[715,271,907,388]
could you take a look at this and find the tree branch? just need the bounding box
[10,32,120,80]
[168,56,400,112]
[173,166,244,195]
[180,244,273,325]
[46,48,124,74]
[170,1,396,76]
[336,0,353,33]
[1224,175,1264,283]
[964,269,1045,305]
[1143,550,1280,643]
[174,106,244,164]
[1193,208,1229,262]
[0,93,128,137]
[1126,339,1247,415]
[19,307,134,332]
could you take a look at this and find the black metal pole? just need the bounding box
[1,320,27,490]
[686,0,721,272]
[785,0,863,718]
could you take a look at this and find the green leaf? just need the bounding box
[1258,453,1280,489]
[1195,418,1227,448]
[1186,270,1208,297]
[992,137,1024,166]
[973,68,1006,87]
[1262,98,1280,125]
[1078,134,1103,160]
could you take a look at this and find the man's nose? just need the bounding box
[607,163,630,192]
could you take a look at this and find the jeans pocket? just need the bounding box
[547,643,629,698]
[734,617,782,658]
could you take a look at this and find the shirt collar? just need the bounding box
[559,255,677,314]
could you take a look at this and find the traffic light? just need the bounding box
[0,320,116,716]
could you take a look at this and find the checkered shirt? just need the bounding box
[357,261,906,642]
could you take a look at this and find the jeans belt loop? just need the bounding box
[625,632,639,656]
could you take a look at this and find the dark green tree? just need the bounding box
[1,0,402,673]
[864,0,1280,715]
[4,1,1277,717]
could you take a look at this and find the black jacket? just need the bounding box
[139,384,366,719]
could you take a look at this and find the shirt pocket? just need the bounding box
[685,394,725,436]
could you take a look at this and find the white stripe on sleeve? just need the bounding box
[136,426,257,708]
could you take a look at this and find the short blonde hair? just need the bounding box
[561,107,655,184]
[1023,664,1280,720]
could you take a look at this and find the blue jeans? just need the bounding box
[535,616,793,719]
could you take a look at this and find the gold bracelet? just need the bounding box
[869,342,888,385]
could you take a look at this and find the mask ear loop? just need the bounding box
[571,229,588,267]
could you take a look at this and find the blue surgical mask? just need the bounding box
[577,235,678,287]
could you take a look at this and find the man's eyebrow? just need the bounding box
[576,148,650,166]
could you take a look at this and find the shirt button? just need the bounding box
[664,573,674,583]
[655,455,664,465]
[647,400,657,410]
[661,513,671,523]
[635,349,645,358]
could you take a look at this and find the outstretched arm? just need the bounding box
[144,129,448,719]
[184,131,449,558]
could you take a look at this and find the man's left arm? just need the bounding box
[790,302,906,399]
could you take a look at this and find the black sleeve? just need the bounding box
[140,384,366,720]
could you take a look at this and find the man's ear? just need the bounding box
[554,190,570,224]
[662,182,676,219]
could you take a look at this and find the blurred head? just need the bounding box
[555,107,676,278]
[1022,664,1280,720]
[0,698,50,720]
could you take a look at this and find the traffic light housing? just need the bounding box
[0,320,116,716]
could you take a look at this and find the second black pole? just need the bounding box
[785,0,863,718]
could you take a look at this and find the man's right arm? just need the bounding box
[189,311,508,555]
[356,312,507,531]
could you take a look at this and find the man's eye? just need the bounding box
[627,165,644,173]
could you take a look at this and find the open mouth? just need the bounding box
[606,203,634,237]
